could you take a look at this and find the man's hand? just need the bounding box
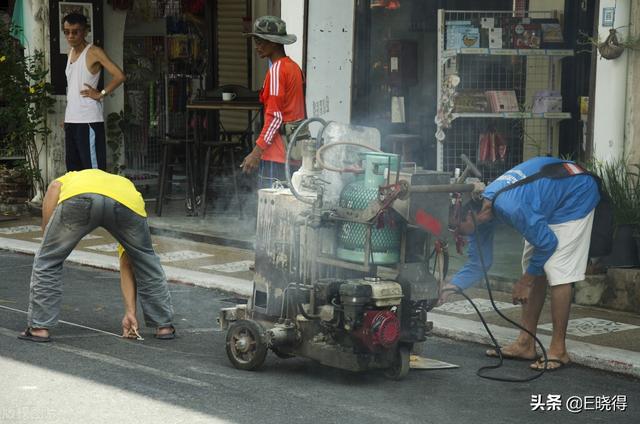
[437,281,459,307]
[240,146,263,174]
[80,83,102,101]
[121,312,139,339]
[512,273,535,305]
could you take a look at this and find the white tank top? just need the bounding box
[65,44,104,123]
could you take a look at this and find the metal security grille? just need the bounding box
[436,9,572,182]
[217,0,250,132]
[122,35,166,183]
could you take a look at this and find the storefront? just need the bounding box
[347,0,596,180]
[4,0,638,241]
[6,0,280,242]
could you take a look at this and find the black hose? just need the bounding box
[471,211,547,381]
[442,212,548,382]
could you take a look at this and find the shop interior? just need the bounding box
[119,0,258,244]
[114,0,596,246]
[352,0,594,182]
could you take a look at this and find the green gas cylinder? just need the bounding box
[336,152,401,265]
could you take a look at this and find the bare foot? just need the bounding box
[486,342,537,360]
[26,328,49,338]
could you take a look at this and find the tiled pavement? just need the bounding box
[1,217,639,378]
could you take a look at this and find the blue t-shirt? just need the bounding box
[452,157,600,289]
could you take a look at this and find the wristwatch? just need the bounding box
[100,89,107,98]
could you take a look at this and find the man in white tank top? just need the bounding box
[62,13,126,171]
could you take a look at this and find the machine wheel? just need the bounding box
[384,346,410,380]
[226,320,268,371]
[272,347,296,359]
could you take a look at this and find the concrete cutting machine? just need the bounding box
[218,119,481,379]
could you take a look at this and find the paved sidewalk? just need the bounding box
[1,217,638,379]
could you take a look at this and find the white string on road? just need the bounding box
[0,304,121,338]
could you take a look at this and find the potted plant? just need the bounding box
[592,159,640,267]
[0,21,55,211]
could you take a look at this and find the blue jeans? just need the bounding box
[28,194,174,329]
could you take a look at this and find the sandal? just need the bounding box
[154,325,176,340]
[17,327,51,343]
[530,357,571,372]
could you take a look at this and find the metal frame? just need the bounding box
[436,9,574,180]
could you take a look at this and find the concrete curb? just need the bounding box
[429,312,640,379]
[1,236,637,379]
[0,237,253,297]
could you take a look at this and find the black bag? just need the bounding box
[491,162,614,257]
[588,179,614,257]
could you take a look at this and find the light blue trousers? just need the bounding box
[27,194,174,329]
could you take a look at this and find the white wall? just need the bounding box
[304,0,355,122]
[280,0,304,68]
[592,0,631,162]
[624,1,640,164]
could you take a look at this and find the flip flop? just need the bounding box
[154,325,176,340]
[485,348,537,361]
[530,358,571,372]
[17,327,51,343]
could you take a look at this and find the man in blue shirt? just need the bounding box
[439,157,600,371]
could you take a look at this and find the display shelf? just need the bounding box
[435,9,575,180]
[443,48,574,58]
[451,112,571,120]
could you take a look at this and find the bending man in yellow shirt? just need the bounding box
[19,169,174,342]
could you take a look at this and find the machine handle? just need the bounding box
[460,154,482,178]
[401,162,418,173]
[409,183,476,193]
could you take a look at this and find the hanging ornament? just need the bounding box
[598,29,625,60]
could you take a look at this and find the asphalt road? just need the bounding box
[0,251,638,424]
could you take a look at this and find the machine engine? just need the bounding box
[352,310,401,351]
[312,277,406,353]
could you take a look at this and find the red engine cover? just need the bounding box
[353,310,401,351]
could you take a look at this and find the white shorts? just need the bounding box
[521,210,594,286]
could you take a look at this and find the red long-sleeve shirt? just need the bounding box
[256,56,306,163]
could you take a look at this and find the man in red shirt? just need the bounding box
[241,16,306,188]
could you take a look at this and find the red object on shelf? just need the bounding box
[182,0,205,15]
[478,130,507,163]
[386,0,401,10]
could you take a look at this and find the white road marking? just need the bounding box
[158,250,214,262]
[52,344,212,387]
[0,237,252,296]
[538,317,640,337]
[34,233,104,242]
[86,243,120,253]
[0,225,41,234]
[0,304,121,338]
[200,260,253,273]
[433,298,519,315]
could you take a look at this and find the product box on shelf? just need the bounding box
[532,90,562,113]
[486,90,519,113]
[512,23,541,49]
[446,21,480,49]
[489,28,503,49]
[453,90,490,113]
[540,22,564,48]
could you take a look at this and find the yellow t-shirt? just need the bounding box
[56,169,147,217]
